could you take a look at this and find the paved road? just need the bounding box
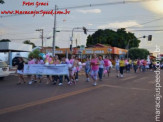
[0,70,162,122]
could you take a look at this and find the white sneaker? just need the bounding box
[120,75,123,77]
[67,81,71,85]
[58,83,63,86]
[28,81,33,85]
[93,82,97,86]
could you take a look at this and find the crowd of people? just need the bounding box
[16,53,158,86]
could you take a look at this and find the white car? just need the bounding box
[0,60,10,80]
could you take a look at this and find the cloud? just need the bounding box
[141,0,163,14]
[88,23,93,26]
[77,9,101,14]
[98,21,142,29]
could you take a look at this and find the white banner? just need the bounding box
[23,64,69,76]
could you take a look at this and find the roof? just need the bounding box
[87,43,110,48]
[0,42,32,52]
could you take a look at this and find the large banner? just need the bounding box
[23,64,69,76]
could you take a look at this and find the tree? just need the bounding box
[128,48,149,60]
[55,46,60,49]
[23,40,36,48]
[0,39,11,42]
[86,28,140,49]
[28,49,40,58]
[0,0,4,4]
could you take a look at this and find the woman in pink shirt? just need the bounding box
[91,54,99,86]
[103,56,110,77]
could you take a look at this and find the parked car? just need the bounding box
[12,57,28,66]
[0,60,10,80]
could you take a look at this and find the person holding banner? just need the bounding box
[58,57,71,86]
[70,56,79,85]
[28,57,37,84]
[45,55,53,84]
[52,55,60,85]
[36,57,44,83]
[17,57,26,85]
[90,54,99,86]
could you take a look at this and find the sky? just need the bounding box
[0,0,163,54]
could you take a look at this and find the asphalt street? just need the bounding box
[0,69,162,122]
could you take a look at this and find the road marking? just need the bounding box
[149,81,155,84]
[0,85,103,115]
[102,84,151,91]
[121,76,137,81]
[132,77,148,82]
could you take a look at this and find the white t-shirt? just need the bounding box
[115,59,120,66]
[99,60,104,68]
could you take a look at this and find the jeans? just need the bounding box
[52,75,59,82]
[120,67,124,75]
[128,64,131,71]
[75,71,78,80]
[98,68,104,80]
[59,75,70,83]
[142,65,145,72]
[133,65,137,73]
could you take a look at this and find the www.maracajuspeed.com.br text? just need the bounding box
[1,9,70,16]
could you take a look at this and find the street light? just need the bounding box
[70,27,87,53]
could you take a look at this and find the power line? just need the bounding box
[126,17,163,28]
[132,29,163,31]
[2,24,163,36]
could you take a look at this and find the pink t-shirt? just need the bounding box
[38,60,44,64]
[91,58,99,71]
[70,59,74,64]
[103,59,109,67]
[28,59,35,64]
[53,60,60,64]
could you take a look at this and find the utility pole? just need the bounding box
[36,29,44,49]
[52,5,57,57]
[76,39,77,47]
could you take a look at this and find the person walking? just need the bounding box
[58,57,71,86]
[52,55,60,85]
[103,56,110,77]
[98,55,104,81]
[115,57,120,77]
[17,57,26,85]
[85,57,91,82]
[90,54,99,86]
[119,58,125,77]
[133,59,138,73]
[70,56,79,85]
[36,57,44,83]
